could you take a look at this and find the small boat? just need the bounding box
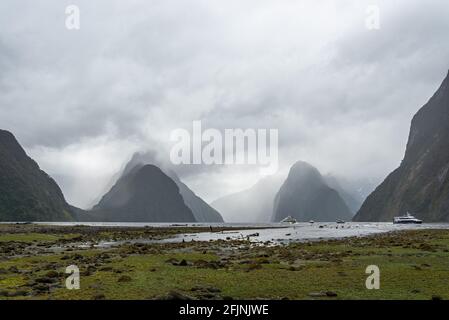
[336,219,345,224]
[280,216,297,224]
[309,220,315,224]
[393,212,422,224]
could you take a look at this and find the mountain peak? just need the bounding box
[0,129,21,149]
[117,151,224,222]
[272,161,352,222]
[91,163,196,222]
[287,161,323,185]
[290,161,324,175]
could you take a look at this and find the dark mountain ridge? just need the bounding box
[119,152,224,222]
[0,130,76,221]
[354,70,449,222]
[91,164,196,222]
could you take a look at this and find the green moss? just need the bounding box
[1,229,449,300]
[0,233,80,243]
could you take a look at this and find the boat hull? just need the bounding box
[393,220,422,224]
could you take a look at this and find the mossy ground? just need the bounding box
[0,225,448,300]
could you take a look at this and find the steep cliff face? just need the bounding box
[0,130,75,221]
[272,161,352,222]
[91,164,196,222]
[354,70,449,222]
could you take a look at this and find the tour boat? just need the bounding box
[280,216,297,224]
[393,212,422,224]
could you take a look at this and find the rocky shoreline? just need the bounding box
[1,224,448,300]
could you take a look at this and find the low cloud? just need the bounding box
[0,0,448,207]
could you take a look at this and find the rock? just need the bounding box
[246,264,262,272]
[93,293,106,300]
[164,290,194,300]
[99,266,113,272]
[45,270,60,278]
[248,233,260,237]
[191,285,221,293]
[117,275,132,282]
[35,277,55,284]
[89,283,103,290]
[72,254,83,260]
[8,266,19,273]
[0,290,9,296]
[33,284,50,292]
[308,292,327,297]
[326,291,338,297]
[8,290,27,297]
[179,259,188,266]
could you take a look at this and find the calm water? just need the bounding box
[21,221,449,245]
[154,222,449,244]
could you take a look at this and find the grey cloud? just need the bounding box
[0,0,448,206]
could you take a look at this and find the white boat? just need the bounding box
[280,216,297,224]
[336,219,345,224]
[393,212,422,224]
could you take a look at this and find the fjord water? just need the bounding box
[24,221,449,245]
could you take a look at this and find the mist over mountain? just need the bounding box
[354,70,449,222]
[323,175,365,215]
[0,130,76,221]
[211,174,285,223]
[272,161,353,222]
[113,152,224,222]
[91,164,196,222]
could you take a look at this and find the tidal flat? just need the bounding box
[0,224,448,300]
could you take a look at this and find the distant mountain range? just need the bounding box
[213,162,365,223]
[0,130,361,223]
[354,70,449,222]
[3,69,448,223]
[0,132,221,222]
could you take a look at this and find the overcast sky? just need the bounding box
[1,0,448,208]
